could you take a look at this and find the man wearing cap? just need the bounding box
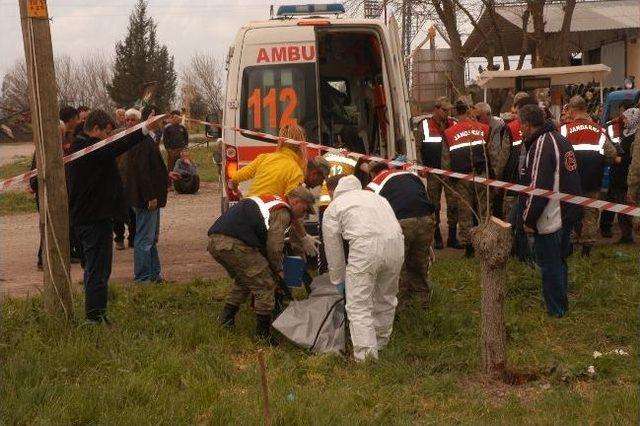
[367,162,435,310]
[561,95,619,256]
[442,100,491,257]
[231,125,329,257]
[417,96,461,250]
[208,186,315,343]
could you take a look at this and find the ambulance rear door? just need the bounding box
[236,24,319,164]
[386,18,415,161]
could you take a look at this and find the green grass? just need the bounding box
[1,246,638,424]
[0,191,37,215]
[0,155,31,180]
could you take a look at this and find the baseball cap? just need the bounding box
[288,186,317,213]
[435,96,454,110]
[310,156,330,179]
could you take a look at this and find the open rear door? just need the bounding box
[386,17,416,161]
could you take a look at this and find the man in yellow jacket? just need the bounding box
[232,125,329,196]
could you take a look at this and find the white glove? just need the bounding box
[301,234,321,257]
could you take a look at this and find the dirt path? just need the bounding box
[0,182,226,298]
[0,142,34,166]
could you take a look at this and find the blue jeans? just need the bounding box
[132,207,161,282]
[533,224,573,317]
[75,220,113,320]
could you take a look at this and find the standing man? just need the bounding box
[208,187,315,343]
[113,108,141,250]
[68,109,158,323]
[367,163,435,310]
[560,95,619,256]
[442,100,490,257]
[125,105,173,282]
[323,174,404,361]
[163,110,189,172]
[474,102,506,217]
[417,97,461,250]
[600,100,633,238]
[114,108,126,128]
[518,105,581,317]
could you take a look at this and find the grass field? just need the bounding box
[2,245,637,424]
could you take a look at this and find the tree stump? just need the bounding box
[471,216,512,379]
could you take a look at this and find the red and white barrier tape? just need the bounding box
[0,115,165,191]
[188,118,640,218]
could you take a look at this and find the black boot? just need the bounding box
[219,304,239,327]
[581,245,591,257]
[256,314,278,346]
[433,228,444,250]
[464,244,474,258]
[447,227,463,249]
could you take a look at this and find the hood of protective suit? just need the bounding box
[332,175,362,199]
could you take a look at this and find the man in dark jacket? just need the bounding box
[518,105,581,318]
[67,109,157,323]
[126,105,174,283]
[367,162,435,309]
[162,110,189,171]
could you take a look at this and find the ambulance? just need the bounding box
[207,3,416,211]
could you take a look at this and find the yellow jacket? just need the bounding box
[232,147,304,197]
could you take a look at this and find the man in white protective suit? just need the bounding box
[322,174,405,361]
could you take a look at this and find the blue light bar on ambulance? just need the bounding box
[276,3,345,16]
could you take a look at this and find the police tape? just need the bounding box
[188,118,640,218]
[0,115,165,191]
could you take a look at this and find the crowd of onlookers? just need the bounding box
[29,105,200,323]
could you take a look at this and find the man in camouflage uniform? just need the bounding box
[207,187,315,342]
[367,162,435,309]
[561,96,619,256]
[416,97,462,249]
[442,100,491,257]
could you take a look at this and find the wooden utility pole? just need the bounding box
[18,0,73,319]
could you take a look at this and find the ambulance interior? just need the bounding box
[315,30,392,157]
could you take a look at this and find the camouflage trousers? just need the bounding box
[575,190,600,247]
[456,178,489,245]
[398,215,435,308]
[207,234,276,315]
[426,175,458,229]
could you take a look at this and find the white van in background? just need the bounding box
[207,4,415,210]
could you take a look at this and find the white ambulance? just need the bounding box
[207,3,416,210]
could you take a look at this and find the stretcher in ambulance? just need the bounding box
[210,4,415,212]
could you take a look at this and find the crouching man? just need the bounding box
[207,187,315,343]
[367,162,435,310]
[323,174,404,361]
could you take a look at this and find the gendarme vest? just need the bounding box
[208,195,290,249]
[443,120,489,174]
[559,118,607,192]
[420,116,456,168]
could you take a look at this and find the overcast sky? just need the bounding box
[0,0,314,77]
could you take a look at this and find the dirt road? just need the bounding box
[0,182,226,298]
[0,141,33,166]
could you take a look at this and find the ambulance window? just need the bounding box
[240,64,318,141]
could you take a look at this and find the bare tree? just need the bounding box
[1,54,114,130]
[0,61,30,116]
[180,53,225,117]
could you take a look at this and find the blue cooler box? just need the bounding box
[283,256,305,288]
